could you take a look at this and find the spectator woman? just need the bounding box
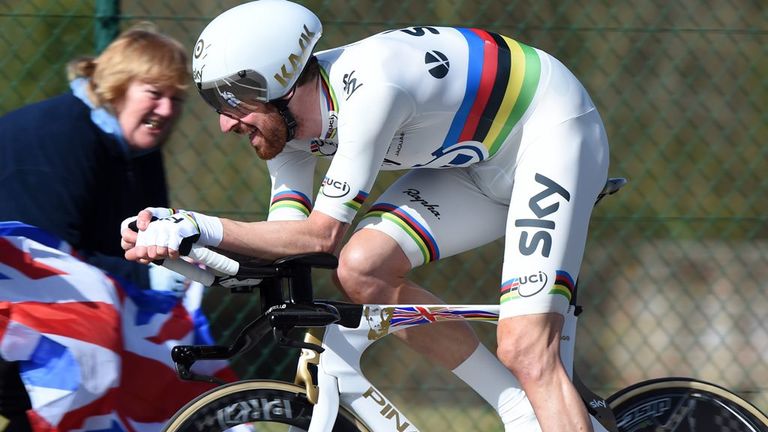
[0,22,189,431]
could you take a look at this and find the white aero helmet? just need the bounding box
[192,0,322,116]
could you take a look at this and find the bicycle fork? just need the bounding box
[295,320,421,432]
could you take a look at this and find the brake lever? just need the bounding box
[171,345,228,385]
[273,327,325,353]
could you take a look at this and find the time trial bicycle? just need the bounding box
[153,178,768,432]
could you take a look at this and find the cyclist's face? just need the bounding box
[218,104,287,160]
[115,80,185,151]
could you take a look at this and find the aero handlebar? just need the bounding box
[127,219,239,286]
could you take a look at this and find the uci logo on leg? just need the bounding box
[321,176,350,198]
[517,271,549,297]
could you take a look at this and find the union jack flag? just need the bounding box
[0,222,236,431]
[390,306,498,327]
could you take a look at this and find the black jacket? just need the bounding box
[0,92,169,285]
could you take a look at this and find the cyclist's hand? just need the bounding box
[128,210,223,262]
[120,207,180,253]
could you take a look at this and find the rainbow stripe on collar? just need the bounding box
[319,66,338,140]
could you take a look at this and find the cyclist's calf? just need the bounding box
[496,313,565,382]
[497,313,593,431]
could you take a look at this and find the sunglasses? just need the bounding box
[197,69,269,117]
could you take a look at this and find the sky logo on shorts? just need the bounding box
[515,174,571,257]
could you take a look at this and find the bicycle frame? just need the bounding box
[162,176,630,431]
[296,303,581,432]
[156,176,768,432]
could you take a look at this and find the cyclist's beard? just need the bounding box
[251,110,287,160]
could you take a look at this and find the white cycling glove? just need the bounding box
[120,207,181,235]
[135,210,224,254]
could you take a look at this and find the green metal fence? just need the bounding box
[2,1,766,429]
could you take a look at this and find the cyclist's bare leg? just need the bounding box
[335,229,478,369]
[497,313,592,432]
[338,229,545,430]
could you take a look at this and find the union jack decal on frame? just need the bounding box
[390,306,498,327]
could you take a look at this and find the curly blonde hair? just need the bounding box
[67,22,189,109]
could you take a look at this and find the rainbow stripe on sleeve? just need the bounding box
[269,190,313,217]
[343,190,369,211]
[442,29,541,158]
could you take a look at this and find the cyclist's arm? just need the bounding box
[313,82,413,223]
[216,83,411,260]
[125,84,410,261]
[266,148,317,221]
[217,211,347,260]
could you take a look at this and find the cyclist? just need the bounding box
[122,1,610,430]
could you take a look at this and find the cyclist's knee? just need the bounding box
[336,245,374,301]
[336,231,410,303]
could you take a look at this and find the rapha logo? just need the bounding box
[517,271,549,297]
[321,176,350,198]
[342,70,363,100]
[403,188,440,219]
